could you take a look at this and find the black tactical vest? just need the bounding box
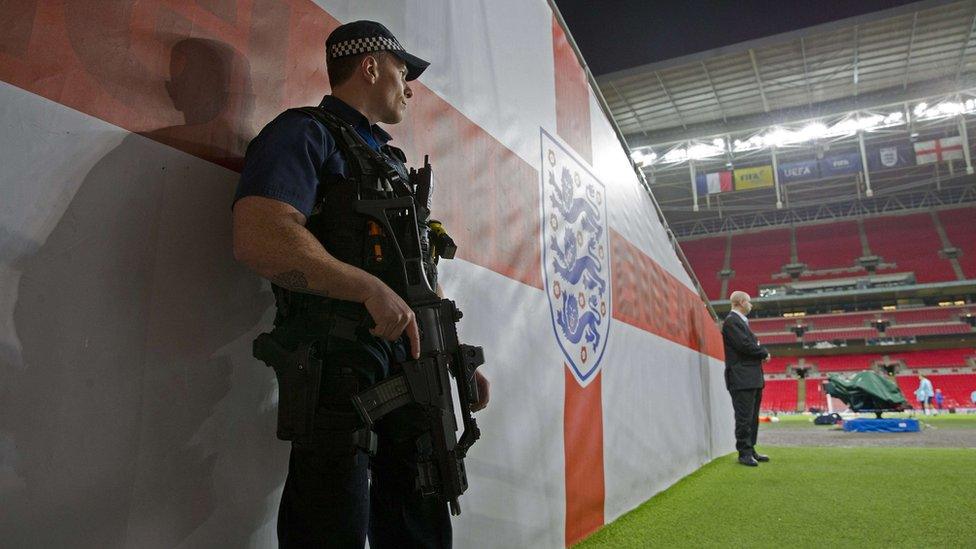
[271,106,436,332]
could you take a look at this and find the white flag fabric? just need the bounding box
[914,136,965,164]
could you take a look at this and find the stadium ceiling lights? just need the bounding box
[632,97,976,168]
[635,105,976,168]
[635,115,904,167]
[733,112,905,153]
[912,99,976,121]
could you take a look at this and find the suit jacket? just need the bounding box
[722,312,769,391]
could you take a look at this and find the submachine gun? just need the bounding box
[352,157,484,516]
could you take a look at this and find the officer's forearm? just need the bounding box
[233,199,379,303]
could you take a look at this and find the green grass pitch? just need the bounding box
[576,445,976,548]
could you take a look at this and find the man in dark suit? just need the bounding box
[722,291,770,467]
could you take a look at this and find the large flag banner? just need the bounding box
[0,1,731,548]
[868,143,915,171]
[914,136,965,164]
[695,171,733,194]
[778,159,819,183]
[734,165,774,190]
[819,151,862,177]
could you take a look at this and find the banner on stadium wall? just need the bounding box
[733,165,774,190]
[777,159,819,182]
[0,1,729,548]
[819,152,862,177]
[868,143,915,171]
[695,171,733,194]
[914,136,964,164]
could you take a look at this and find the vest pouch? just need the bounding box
[253,333,323,440]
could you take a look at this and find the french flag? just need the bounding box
[695,171,733,194]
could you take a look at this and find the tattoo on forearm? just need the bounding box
[273,270,309,289]
[271,270,331,297]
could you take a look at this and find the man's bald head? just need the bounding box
[730,290,753,315]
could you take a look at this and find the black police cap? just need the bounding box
[326,20,430,81]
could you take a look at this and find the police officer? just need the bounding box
[232,20,489,548]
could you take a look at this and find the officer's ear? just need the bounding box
[362,53,381,84]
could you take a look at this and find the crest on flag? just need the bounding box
[541,129,612,386]
[880,146,898,168]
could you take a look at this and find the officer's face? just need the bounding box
[372,54,412,124]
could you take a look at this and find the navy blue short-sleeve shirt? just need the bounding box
[233,95,393,217]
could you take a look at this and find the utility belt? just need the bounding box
[272,287,373,338]
[255,293,380,452]
[253,330,379,455]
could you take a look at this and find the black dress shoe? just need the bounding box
[738,455,759,467]
[753,453,770,462]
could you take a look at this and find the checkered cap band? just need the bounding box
[329,36,404,58]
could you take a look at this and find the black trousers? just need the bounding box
[729,387,763,456]
[275,334,451,548]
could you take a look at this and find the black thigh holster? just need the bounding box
[253,333,323,440]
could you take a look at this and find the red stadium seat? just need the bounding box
[804,311,881,330]
[763,357,794,374]
[891,374,976,409]
[755,332,799,345]
[805,378,827,410]
[795,221,862,271]
[927,374,976,408]
[863,213,956,283]
[680,235,727,301]
[729,230,791,297]
[886,349,976,368]
[760,379,798,412]
[938,207,976,280]
[803,327,877,342]
[887,305,974,324]
[885,323,973,338]
[806,354,874,372]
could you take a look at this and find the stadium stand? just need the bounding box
[762,357,792,374]
[681,212,971,296]
[803,312,881,329]
[750,305,976,334]
[619,0,976,420]
[795,221,862,271]
[806,355,876,371]
[729,229,791,297]
[885,322,973,338]
[792,349,976,372]
[885,348,976,368]
[747,306,974,344]
[680,235,726,301]
[760,379,798,412]
[804,327,877,342]
[938,206,976,279]
[888,305,973,324]
[750,317,797,332]
[755,332,798,345]
[863,213,956,283]
[793,270,870,283]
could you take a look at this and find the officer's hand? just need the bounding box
[363,282,421,358]
[471,370,490,412]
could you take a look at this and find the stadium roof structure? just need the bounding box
[598,0,976,237]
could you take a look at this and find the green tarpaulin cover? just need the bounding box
[825,371,909,412]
